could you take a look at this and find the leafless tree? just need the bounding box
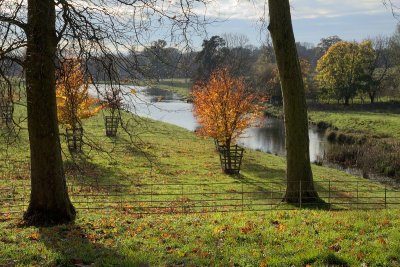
[0,0,210,225]
[361,36,391,103]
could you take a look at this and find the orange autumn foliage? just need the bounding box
[192,68,263,147]
[56,59,102,128]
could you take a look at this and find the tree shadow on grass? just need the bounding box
[230,160,287,206]
[304,251,350,267]
[240,158,286,182]
[36,221,148,267]
[237,159,332,210]
[311,181,372,210]
[104,132,156,158]
[64,157,131,192]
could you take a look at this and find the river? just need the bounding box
[93,85,330,163]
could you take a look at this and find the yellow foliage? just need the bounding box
[316,41,375,102]
[267,58,311,94]
[192,68,263,146]
[56,59,103,128]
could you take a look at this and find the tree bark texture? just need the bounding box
[268,0,320,203]
[24,0,75,225]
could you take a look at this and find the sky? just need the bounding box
[190,0,400,48]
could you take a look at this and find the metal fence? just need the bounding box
[1,179,400,219]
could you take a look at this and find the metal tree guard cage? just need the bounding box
[218,144,244,175]
[104,115,120,137]
[66,127,83,153]
[0,102,13,124]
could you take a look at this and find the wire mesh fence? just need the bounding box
[1,157,400,219]
[1,176,400,219]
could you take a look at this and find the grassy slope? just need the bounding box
[1,100,400,266]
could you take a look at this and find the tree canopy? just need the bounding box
[316,41,375,105]
[192,68,262,147]
[56,59,102,129]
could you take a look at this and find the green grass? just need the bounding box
[152,78,193,99]
[1,97,400,266]
[1,210,400,266]
[263,102,400,140]
[309,111,400,139]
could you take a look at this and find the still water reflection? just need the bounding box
[238,118,329,162]
[95,85,329,162]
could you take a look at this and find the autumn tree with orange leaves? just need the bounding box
[193,68,263,150]
[56,59,102,130]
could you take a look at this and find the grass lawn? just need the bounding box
[264,104,400,140]
[1,99,400,266]
[1,210,400,266]
[309,111,400,139]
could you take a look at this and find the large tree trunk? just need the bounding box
[369,92,376,104]
[268,0,319,204]
[24,0,75,225]
[344,96,350,106]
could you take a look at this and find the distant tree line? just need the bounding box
[126,29,400,105]
[3,31,400,106]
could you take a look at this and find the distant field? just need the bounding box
[264,101,400,140]
[151,78,193,99]
[309,111,400,139]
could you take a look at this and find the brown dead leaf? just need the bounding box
[29,232,40,241]
[71,258,83,265]
[378,236,386,245]
[329,243,341,252]
[381,219,390,227]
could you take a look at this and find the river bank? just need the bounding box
[260,101,400,182]
[151,80,400,183]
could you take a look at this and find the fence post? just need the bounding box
[299,180,302,209]
[270,182,273,210]
[328,180,331,208]
[241,182,244,212]
[384,184,387,209]
[181,184,184,214]
[22,176,26,214]
[151,184,153,210]
[86,190,89,212]
[119,185,123,211]
[356,181,359,210]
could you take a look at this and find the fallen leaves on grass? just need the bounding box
[380,219,391,227]
[329,243,342,252]
[213,225,230,236]
[0,213,11,222]
[377,236,386,245]
[270,220,285,232]
[241,221,255,234]
[29,231,40,241]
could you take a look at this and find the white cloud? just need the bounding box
[291,0,386,19]
[194,0,388,21]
